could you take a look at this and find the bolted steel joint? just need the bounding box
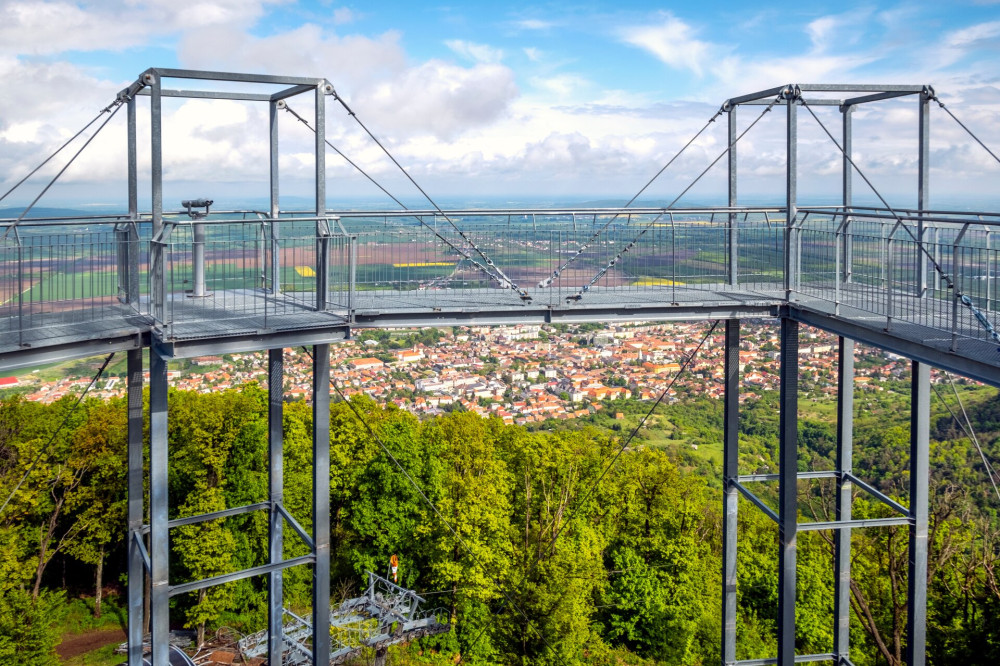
[922,85,936,99]
[276,99,287,109]
[722,100,734,113]
[781,84,801,101]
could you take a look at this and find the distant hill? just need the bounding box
[0,206,95,219]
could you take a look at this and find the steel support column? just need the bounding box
[722,319,740,664]
[906,361,930,666]
[834,337,855,661]
[728,107,738,286]
[785,88,798,296]
[123,95,139,306]
[842,105,853,285]
[149,347,169,665]
[778,317,799,665]
[917,91,931,297]
[269,100,281,295]
[315,87,328,310]
[312,344,331,664]
[268,348,284,664]
[126,348,144,666]
[150,73,165,324]
[128,96,138,222]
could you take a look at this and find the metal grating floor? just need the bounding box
[1,283,997,382]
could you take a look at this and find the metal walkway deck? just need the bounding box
[2,206,997,385]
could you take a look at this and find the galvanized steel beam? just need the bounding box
[798,517,911,531]
[276,503,316,550]
[917,91,931,297]
[778,318,798,666]
[152,327,349,360]
[906,361,930,666]
[150,71,165,325]
[786,306,1000,389]
[168,555,316,597]
[126,348,144,666]
[0,333,145,373]
[734,653,838,666]
[135,88,273,102]
[159,502,270,529]
[312,344,332,664]
[125,94,139,305]
[841,90,920,107]
[722,319,739,664]
[270,99,281,294]
[315,86,329,311]
[733,481,780,524]
[269,348,284,665]
[150,68,326,86]
[149,347,170,665]
[841,106,853,286]
[785,88,798,297]
[843,472,911,516]
[739,471,838,483]
[728,108,738,286]
[272,84,318,102]
[834,337,854,661]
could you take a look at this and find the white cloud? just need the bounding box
[0,0,280,55]
[445,39,504,64]
[176,26,518,141]
[515,19,552,31]
[945,20,1000,48]
[926,20,1000,69]
[354,61,517,141]
[805,8,873,52]
[177,24,407,93]
[331,7,357,25]
[618,13,714,77]
[2,2,1000,202]
[529,74,590,99]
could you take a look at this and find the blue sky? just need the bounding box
[2,1,1000,208]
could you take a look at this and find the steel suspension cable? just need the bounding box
[299,348,563,662]
[459,320,720,660]
[282,104,412,211]
[327,92,527,298]
[947,375,1000,502]
[571,97,780,300]
[800,98,1000,351]
[0,104,116,207]
[537,109,724,289]
[1,100,124,242]
[0,352,116,518]
[932,96,1000,168]
[930,377,1000,504]
[281,104,519,295]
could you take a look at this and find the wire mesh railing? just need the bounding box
[797,208,1000,354]
[152,216,351,339]
[0,216,146,348]
[2,207,997,358]
[333,208,786,308]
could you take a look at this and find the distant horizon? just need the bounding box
[4,191,1000,217]
[3,2,1000,212]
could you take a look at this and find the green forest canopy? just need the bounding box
[0,382,999,665]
